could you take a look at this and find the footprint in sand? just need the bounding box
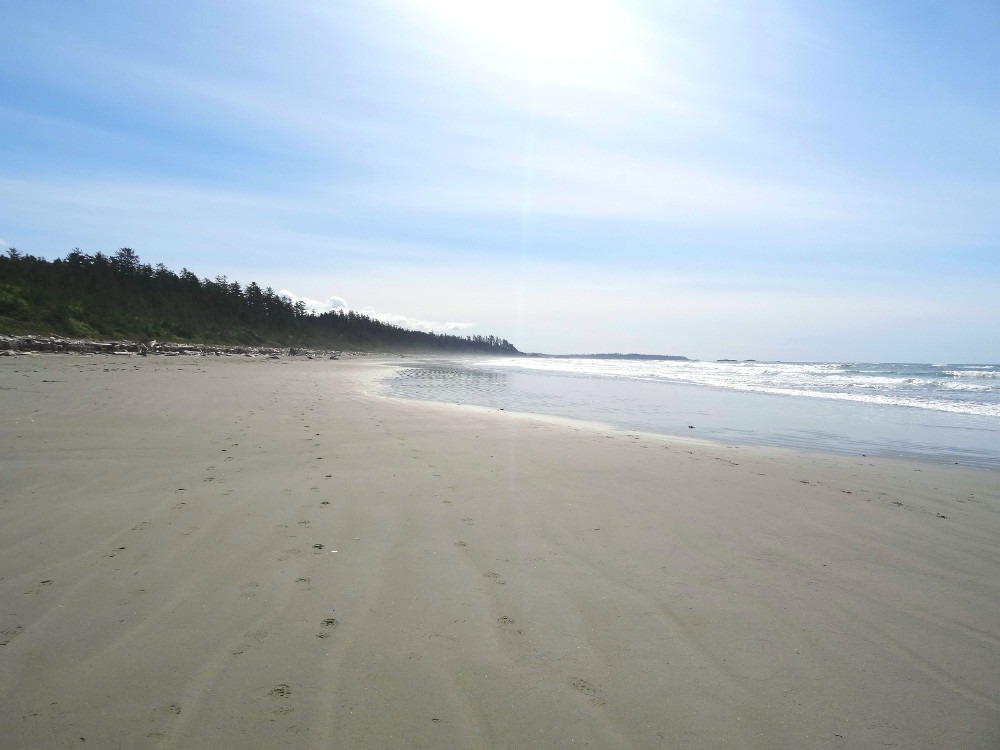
[123,587,147,604]
[146,703,183,745]
[498,616,525,635]
[233,629,269,655]
[269,683,293,713]
[23,580,53,595]
[571,678,605,705]
[0,626,24,646]
[316,617,338,638]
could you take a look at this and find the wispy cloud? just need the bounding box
[278,290,347,315]
[359,309,476,334]
[2,1,997,360]
[279,289,474,336]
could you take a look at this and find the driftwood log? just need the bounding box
[0,335,342,359]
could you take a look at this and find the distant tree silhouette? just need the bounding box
[0,248,519,354]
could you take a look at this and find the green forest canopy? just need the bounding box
[0,247,518,354]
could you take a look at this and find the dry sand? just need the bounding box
[1,355,998,749]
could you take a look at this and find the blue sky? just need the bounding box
[1,0,997,361]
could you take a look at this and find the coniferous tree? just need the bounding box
[0,248,519,353]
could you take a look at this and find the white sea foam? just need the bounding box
[385,358,1000,468]
[476,358,1000,418]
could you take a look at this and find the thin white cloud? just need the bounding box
[359,309,475,334]
[278,290,347,315]
[4,2,993,255]
[2,2,997,363]
[278,289,474,335]
[366,151,850,228]
[0,176,295,223]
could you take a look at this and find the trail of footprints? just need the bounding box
[2,378,345,740]
[230,393,345,665]
[443,479,612,712]
[9,376,614,737]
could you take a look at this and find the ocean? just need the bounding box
[378,357,1000,469]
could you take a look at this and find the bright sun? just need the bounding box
[406,0,643,88]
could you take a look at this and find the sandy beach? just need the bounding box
[1,354,998,749]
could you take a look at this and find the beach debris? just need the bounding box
[0,334,343,359]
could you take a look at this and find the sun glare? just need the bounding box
[406,0,644,88]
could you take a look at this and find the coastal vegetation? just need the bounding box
[0,247,518,353]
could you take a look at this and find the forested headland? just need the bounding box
[0,248,519,354]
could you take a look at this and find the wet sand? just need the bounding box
[1,355,998,748]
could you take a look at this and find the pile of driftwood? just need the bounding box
[0,335,341,359]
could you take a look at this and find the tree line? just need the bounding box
[0,247,519,354]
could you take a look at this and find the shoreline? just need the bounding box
[2,355,998,748]
[373,363,1000,480]
[378,357,1000,471]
